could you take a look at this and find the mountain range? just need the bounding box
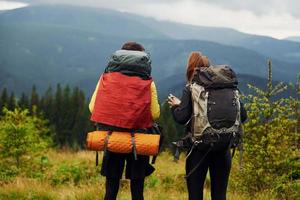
[285,36,300,43]
[0,5,299,98]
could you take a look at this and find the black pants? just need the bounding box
[104,178,144,200]
[102,151,155,200]
[186,148,232,200]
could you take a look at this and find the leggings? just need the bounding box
[104,178,144,200]
[186,148,232,200]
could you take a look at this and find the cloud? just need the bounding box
[3,0,300,38]
[127,0,300,39]
[198,0,300,18]
[11,0,300,18]
[0,0,28,10]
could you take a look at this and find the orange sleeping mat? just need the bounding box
[86,131,160,156]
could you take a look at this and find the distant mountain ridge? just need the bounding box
[0,5,168,39]
[159,73,296,100]
[125,11,300,64]
[2,4,300,63]
[285,36,300,43]
[0,5,299,96]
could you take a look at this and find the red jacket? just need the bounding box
[90,72,153,129]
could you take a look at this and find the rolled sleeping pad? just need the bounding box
[86,131,160,156]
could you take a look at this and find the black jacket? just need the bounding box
[171,85,247,133]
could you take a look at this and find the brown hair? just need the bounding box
[121,41,145,51]
[202,56,210,67]
[186,51,203,82]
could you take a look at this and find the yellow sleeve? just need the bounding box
[150,81,160,120]
[89,80,100,113]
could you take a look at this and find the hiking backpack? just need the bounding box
[172,65,244,178]
[189,65,242,150]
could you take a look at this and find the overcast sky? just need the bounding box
[1,0,300,39]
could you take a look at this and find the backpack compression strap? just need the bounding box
[131,131,138,160]
[104,130,113,156]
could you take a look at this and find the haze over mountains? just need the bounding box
[0,5,299,97]
[285,36,300,43]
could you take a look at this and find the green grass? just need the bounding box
[0,150,277,200]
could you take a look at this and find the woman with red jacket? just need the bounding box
[89,42,160,200]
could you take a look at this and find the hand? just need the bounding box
[167,94,181,107]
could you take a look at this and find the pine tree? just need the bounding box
[30,85,39,114]
[62,85,72,131]
[237,60,299,197]
[0,88,8,114]
[7,92,16,111]
[70,86,81,146]
[40,86,55,123]
[71,88,90,147]
[54,84,63,146]
[0,108,51,168]
[287,74,300,149]
[18,92,30,110]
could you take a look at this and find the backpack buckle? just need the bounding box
[221,128,227,133]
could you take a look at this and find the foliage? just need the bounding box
[158,102,185,150]
[237,61,300,198]
[0,85,93,148]
[0,164,20,183]
[0,107,51,168]
[0,150,279,200]
[50,163,88,186]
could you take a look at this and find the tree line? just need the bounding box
[0,84,93,148]
[0,84,188,149]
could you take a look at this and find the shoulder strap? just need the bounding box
[190,83,210,137]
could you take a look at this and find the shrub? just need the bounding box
[237,61,300,196]
[0,107,52,168]
[50,161,96,186]
[145,175,159,188]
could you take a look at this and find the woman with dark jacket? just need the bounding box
[168,52,247,200]
[89,42,160,200]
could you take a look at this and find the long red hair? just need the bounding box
[202,56,210,67]
[186,51,203,82]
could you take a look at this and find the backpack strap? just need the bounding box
[96,151,99,166]
[185,143,213,179]
[173,143,181,161]
[104,130,113,157]
[99,130,113,166]
[95,124,100,166]
[131,131,138,160]
[99,130,112,166]
[151,123,163,164]
[231,147,236,158]
[151,156,157,164]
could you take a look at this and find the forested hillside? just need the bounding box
[0,5,299,97]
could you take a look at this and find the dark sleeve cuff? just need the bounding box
[171,105,179,113]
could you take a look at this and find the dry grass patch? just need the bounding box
[0,150,277,200]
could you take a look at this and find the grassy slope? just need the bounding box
[0,150,276,200]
